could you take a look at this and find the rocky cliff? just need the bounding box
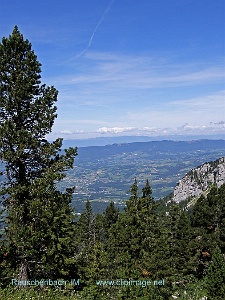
[172,157,225,203]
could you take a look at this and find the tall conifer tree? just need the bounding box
[0,27,77,281]
[205,246,225,299]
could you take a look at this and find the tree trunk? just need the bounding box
[18,260,28,282]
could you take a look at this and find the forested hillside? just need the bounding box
[1,179,225,299]
[0,27,225,300]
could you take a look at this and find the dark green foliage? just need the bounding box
[191,195,211,228]
[105,180,165,298]
[0,27,77,282]
[75,201,108,288]
[189,184,225,279]
[103,201,119,230]
[216,183,225,252]
[205,246,225,299]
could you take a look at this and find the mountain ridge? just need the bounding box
[172,156,225,203]
[61,135,225,147]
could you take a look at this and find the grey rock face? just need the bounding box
[173,157,225,203]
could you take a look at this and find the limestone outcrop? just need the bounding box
[172,157,225,203]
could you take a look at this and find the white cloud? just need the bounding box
[60,130,73,134]
[170,90,225,109]
[96,126,136,134]
[57,52,225,90]
[48,121,225,140]
[49,52,225,92]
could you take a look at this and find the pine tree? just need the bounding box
[107,180,160,279]
[216,183,225,252]
[142,178,152,199]
[75,201,108,288]
[205,246,225,299]
[126,177,139,211]
[189,185,225,279]
[104,201,119,230]
[0,27,77,281]
[106,180,165,299]
[76,200,94,247]
[161,205,192,276]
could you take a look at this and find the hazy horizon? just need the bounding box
[60,134,225,147]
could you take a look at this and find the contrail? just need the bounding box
[75,0,114,58]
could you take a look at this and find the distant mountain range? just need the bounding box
[61,134,225,147]
[75,139,225,161]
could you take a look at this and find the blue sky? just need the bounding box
[1,0,225,139]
